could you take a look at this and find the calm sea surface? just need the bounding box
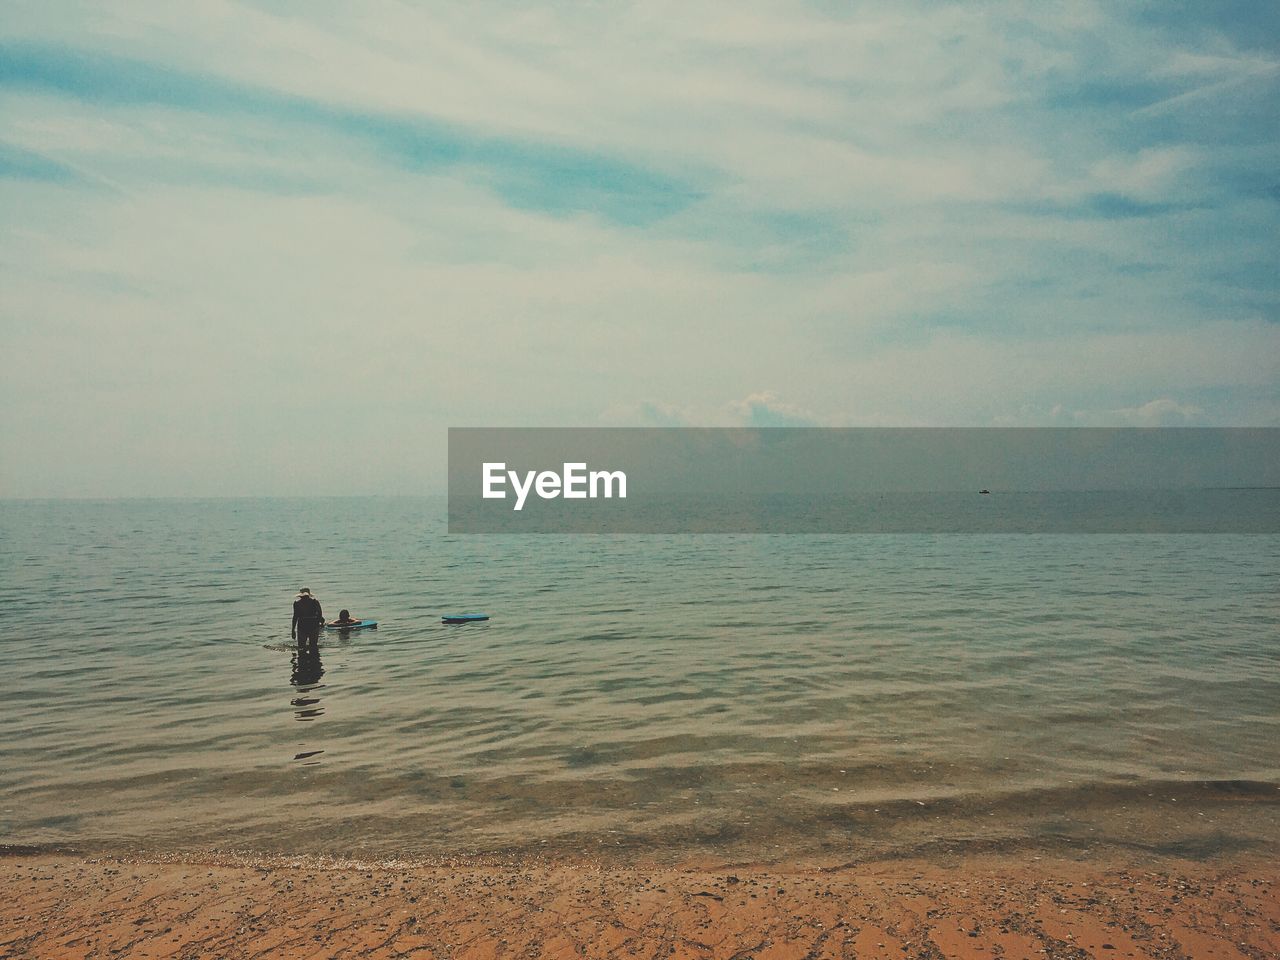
[1,497,1277,865]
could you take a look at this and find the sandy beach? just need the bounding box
[2,851,1275,959]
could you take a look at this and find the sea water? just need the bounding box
[0,497,1276,864]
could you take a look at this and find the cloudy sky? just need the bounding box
[2,1,1277,496]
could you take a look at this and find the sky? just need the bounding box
[1,1,1278,496]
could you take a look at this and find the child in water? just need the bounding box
[329,609,360,627]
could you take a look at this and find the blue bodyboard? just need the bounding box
[442,613,489,624]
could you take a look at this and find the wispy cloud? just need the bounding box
[0,40,705,223]
[0,139,80,182]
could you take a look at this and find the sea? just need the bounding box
[1,497,1277,866]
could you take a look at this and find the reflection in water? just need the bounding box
[290,641,325,764]
[290,641,325,719]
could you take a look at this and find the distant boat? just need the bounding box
[979,489,990,495]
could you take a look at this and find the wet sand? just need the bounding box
[1,852,1275,959]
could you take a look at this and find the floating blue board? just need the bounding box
[442,613,489,624]
[324,619,377,630]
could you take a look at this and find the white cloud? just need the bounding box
[1040,398,1208,427]
[1083,147,1195,200]
[726,391,818,428]
[1111,398,1206,426]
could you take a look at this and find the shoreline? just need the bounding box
[8,774,1277,873]
[3,850,1275,959]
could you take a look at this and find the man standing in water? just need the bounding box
[291,587,324,647]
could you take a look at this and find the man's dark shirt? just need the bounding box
[292,595,324,632]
